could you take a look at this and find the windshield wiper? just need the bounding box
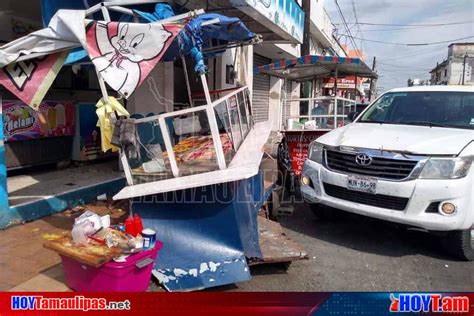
[358,120,390,124]
[400,121,453,128]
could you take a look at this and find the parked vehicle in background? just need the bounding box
[301,86,474,260]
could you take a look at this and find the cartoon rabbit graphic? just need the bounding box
[91,22,172,97]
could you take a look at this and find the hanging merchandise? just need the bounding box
[95,96,130,152]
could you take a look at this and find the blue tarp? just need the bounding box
[41,1,256,74]
[135,4,256,74]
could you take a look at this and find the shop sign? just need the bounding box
[3,100,75,141]
[230,0,304,43]
[285,131,325,176]
[323,76,364,89]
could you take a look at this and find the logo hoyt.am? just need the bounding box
[390,293,470,313]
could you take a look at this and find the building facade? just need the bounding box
[430,43,474,86]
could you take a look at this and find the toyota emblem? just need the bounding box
[355,153,372,166]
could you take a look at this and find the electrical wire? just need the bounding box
[333,20,474,27]
[350,0,364,52]
[333,0,363,59]
[377,62,432,71]
[339,34,474,46]
[361,25,464,32]
[377,44,447,61]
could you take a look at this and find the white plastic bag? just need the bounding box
[75,211,102,230]
[72,211,102,245]
[71,220,96,245]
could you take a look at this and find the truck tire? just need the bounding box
[310,204,341,221]
[441,227,474,261]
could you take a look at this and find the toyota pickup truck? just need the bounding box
[301,86,474,260]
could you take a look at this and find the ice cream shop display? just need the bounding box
[2,100,76,169]
[3,100,75,141]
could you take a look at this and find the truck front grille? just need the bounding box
[323,183,409,211]
[325,150,418,180]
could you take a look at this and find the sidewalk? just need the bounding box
[0,200,128,291]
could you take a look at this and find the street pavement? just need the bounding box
[226,203,473,292]
[2,201,472,291]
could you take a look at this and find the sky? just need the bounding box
[324,0,474,91]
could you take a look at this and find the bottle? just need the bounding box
[125,216,136,237]
[133,214,143,236]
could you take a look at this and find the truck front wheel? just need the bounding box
[441,227,474,261]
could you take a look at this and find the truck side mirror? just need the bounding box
[348,111,358,122]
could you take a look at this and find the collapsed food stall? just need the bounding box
[0,1,306,291]
[253,55,378,193]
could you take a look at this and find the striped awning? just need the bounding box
[253,55,377,81]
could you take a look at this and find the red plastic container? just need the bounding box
[60,241,162,292]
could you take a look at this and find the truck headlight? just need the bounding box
[419,157,472,179]
[308,142,324,164]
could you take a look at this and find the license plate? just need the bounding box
[347,176,377,194]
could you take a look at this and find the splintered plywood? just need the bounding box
[251,216,308,265]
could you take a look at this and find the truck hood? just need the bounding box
[317,123,473,156]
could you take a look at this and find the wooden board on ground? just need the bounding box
[43,234,122,267]
[250,216,308,265]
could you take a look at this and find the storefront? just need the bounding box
[178,0,304,130]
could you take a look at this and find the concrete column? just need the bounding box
[290,81,301,117]
[268,76,282,130]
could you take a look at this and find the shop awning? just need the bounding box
[253,55,378,81]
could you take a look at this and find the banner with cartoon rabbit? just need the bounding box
[86,21,182,98]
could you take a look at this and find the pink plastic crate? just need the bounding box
[61,241,162,292]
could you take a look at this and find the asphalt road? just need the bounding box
[228,203,474,291]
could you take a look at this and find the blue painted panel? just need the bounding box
[133,172,267,291]
[0,178,126,229]
[0,111,9,211]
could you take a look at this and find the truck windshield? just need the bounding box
[359,91,474,130]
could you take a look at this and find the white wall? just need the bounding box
[449,60,472,85]
[126,62,174,114]
[216,46,254,91]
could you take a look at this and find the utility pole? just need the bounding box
[462,52,467,85]
[300,0,311,114]
[368,56,376,100]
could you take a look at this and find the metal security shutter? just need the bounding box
[252,54,271,122]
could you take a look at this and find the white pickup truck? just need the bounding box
[301,86,474,260]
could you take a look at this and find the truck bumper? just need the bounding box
[301,159,474,231]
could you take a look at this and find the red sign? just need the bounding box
[285,131,326,176]
[323,76,365,89]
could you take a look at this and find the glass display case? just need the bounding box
[282,96,356,131]
[120,87,253,185]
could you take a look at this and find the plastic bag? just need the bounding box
[72,211,102,245]
[75,211,102,230]
[71,220,96,245]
